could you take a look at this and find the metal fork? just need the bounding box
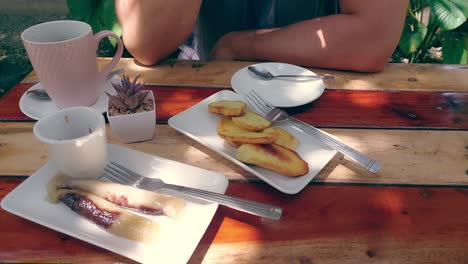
[103,162,283,220]
[243,90,381,173]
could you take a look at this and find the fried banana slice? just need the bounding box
[232,111,271,131]
[263,127,300,150]
[208,100,247,117]
[236,144,309,177]
[223,132,278,144]
[217,118,250,137]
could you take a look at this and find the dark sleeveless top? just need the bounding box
[180,0,339,59]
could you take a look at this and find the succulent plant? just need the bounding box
[106,74,150,113]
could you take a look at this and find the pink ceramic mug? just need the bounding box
[21,20,123,108]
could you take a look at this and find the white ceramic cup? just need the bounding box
[21,20,123,108]
[33,107,107,179]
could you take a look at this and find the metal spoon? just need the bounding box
[26,68,125,100]
[248,66,335,81]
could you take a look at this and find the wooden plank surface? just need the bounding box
[157,88,468,129]
[21,59,468,92]
[1,179,468,263]
[6,59,468,264]
[2,83,467,129]
[1,123,467,186]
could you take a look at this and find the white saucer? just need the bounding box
[231,62,325,108]
[19,76,119,120]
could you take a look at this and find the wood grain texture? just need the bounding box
[0,83,32,121]
[1,123,467,186]
[1,179,468,263]
[2,84,467,129]
[21,59,468,92]
[0,83,226,122]
[159,89,468,129]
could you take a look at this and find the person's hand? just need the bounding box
[209,30,259,61]
[209,32,237,61]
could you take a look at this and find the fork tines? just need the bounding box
[104,162,143,186]
[242,90,273,115]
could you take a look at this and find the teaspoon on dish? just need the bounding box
[248,65,335,81]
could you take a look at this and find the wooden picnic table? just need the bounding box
[0,58,467,263]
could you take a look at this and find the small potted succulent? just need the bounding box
[106,74,155,143]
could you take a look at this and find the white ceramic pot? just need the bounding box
[107,91,156,143]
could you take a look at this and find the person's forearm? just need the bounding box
[224,1,407,72]
[226,16,386,72]
[115,0,201,65]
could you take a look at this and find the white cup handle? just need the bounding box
[93,30,124,82]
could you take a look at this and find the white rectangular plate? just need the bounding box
[1,144,228,264]
[168,90,337,194]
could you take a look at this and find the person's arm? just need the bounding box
[115,0,202,65]
[210,0,408,72]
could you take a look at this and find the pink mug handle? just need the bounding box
[93,30,124,81]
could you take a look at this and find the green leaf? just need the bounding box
[454,20,468,33]
[66,0,122,48]
[113,22,122,35]
[100,0,118,29]
[430,0,468,31]
[66,0,121,33]
[398,19,428,55]
[66,0,97,22]
[441,32,468,63]
[99,0,122,46]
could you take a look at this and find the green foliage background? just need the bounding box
[67,0,137,58]
[395,0,468,64]
[67,0,121,46]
